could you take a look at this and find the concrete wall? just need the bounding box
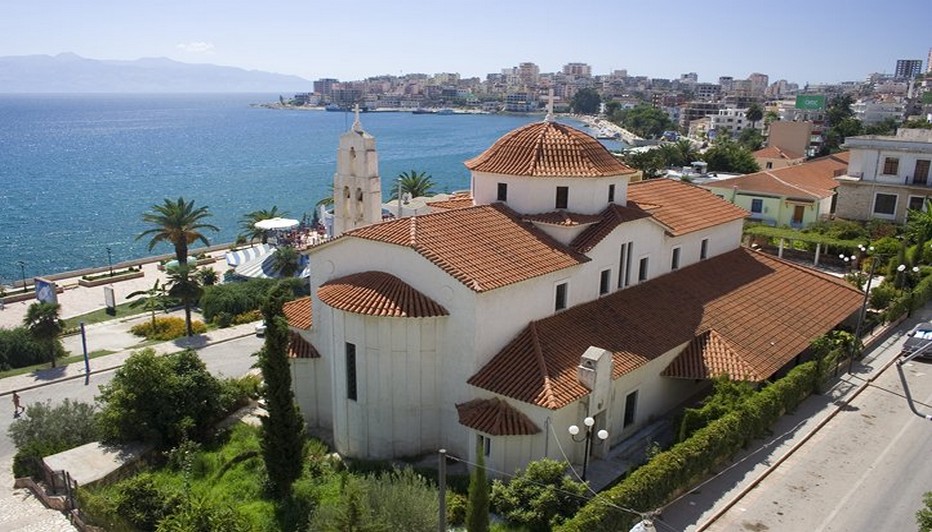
[471,171,631,215]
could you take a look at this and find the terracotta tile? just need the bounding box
[318,271,448,318]
[627,179,748,236]
[283,297,312,329]
[456,397,541,436]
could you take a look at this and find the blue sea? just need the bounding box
[0,94,623,281]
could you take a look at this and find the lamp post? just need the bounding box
[106,246,113,277]
[851,245,876,373]
[897,264,920,316]
[568,416,608,481]
[16,260,26,293]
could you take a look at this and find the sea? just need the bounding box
[0,93,625,281]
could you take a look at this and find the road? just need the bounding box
[657,317,932,532]
[0,334,263,531]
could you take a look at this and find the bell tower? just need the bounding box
[333,105,382,237]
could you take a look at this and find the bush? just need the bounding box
[677,377,755,442]
[200,278,306,323]
[218,374,262,414]
[232,309,262,325]
[366,468,439,531]
[96,348,226,448]
[869,283,898,310]
[130,316,206,341]
[447,491,468,525]
[214,311,234,328]
[562,362,819,532]
[491,458,588,531]
[9,399,100,478]
[114,473,184,530]
[0,326,66,370]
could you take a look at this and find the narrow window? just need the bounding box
[625,243,634,287]
[346,342,357,401]
[637,257,649,283]
[671,247,681,270]
[555,282,568,311]
[623,390,638,428]
[497,183,508,202]
[599,269,611,295]
[608,184,616,203]
[765,161,773,169]
[750,198,763,213]
[882,157,899,175]
[476,434,491,458]
[617,243,627,289]
[556,186,569,209]
[700,238,709,260]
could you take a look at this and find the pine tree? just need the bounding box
[258,283,306,498]
[466,443,490,532]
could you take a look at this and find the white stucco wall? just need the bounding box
[471,171,630,215]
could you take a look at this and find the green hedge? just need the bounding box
[743,224,863,250]
[0,327,65,370]
[200,278,305,322]
[560,362,819,532]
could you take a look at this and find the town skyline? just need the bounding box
[1,0,928,85]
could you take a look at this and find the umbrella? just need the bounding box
[254,217,300,231]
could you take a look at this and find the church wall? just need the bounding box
[471,171,630,215]
[290,357,332,430]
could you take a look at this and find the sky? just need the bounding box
[1,0,929,85]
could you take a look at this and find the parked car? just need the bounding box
[901,322,932,360]
[255,322,267,337]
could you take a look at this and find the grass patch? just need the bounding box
[0,349,116,379]
[62,301,152,331]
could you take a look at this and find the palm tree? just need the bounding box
[239,206,290,244]
[166,264,203,337]
[137,197,219,265]
[126,279,174,329]
[23,302,65,368]
[270,246,301,278]
[390,170,435,200]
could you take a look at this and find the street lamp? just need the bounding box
[851,245,877,373]
[106,246,113,277]
[16,260,26,293]
[568,416,608,481]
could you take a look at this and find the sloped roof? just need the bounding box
[346,204,589,292]
[468,248,862,410]
[427,194,475,211]
[456,397,541,436]
[571,203,655,253]
[753,146,805,161]
[288,331,320,359]
[464,120,636,178]
[661,329,761,381]
[627,179,748,236]
[283,297,312,330]
[318,271,448,318]
[707,153,849,201]
[522,210,604,227]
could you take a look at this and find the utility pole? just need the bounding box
[438,449,447,532]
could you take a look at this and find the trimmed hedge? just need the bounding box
[200,278,305,323]
[560,362,819,532]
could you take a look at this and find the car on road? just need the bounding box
[255,322,266,337]
[901,322,932,360]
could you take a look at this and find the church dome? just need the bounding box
[465,120,634,178]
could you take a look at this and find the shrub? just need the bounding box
[96,348,226,448]
[9,399,100,478]
[366,468,439,531]
[869,283,898,310]
[0,326,66,370]
[677,377,755,442]
[232,310,262,325]
[114,473,184,530]
[130,316,206,341]
[447,491,468,526]
[219,374,262,414]
[155,495,250,532]
[200,278,306,322]
[491,458,588,531]
[215,311,234,328]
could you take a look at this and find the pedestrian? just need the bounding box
[12,391,23,417]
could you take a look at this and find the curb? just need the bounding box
[0,330,256,397]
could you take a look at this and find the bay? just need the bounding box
[0,93,623,281]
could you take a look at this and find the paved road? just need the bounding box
[0,334,263,531]
[656,311,932,532]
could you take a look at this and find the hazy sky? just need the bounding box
[2,0,929,84]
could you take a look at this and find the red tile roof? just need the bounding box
[522,210,604,227]
[318,271,449,317]
[468,248,862,409]
[707,153,848,201]
[456,397,541,436]
[288,331,320,359]
[753,146,805,161]
[570,203,655,253]
[346,204,590,292]
[662,330,761,381]
[428,194,475,211]
[627,179,748,236]
[464,121,636,178]
[283,297,312,330]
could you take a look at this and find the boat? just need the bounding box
[325,104,345,112]
[436,108,454,115]
[412,108,435,114]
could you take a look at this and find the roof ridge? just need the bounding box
[408,215,418,247]
[768,172,819,198]
[528,321,558,409]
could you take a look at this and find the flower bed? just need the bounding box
[78,269,145,288]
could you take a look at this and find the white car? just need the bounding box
[255,322,267,337]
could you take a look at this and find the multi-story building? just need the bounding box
[719,76,734,93]
[852,98,907,125]
[693,83,721,101]
[748,73,769,96]
[834,129,932,223]
[287,111,862,477]
[563,62,592,78]
[517,62,540,87]
[895,59,923,80]
[679,101,722,130]
[709,107,755,137]
[314,78,339,99]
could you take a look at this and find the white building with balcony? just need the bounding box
[852,98,906,125]
[834,129,932,223]
[709,107,758,137]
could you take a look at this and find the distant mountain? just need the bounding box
[0,53,312,93]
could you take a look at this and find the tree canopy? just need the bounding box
[702,138,760,174]
[239,206,289,244]
[609,104,676,139]
[22,302,65,368]
[570,88,601,115]
[137,197,218,264]
[391,170,435,200]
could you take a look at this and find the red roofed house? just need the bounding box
[288,108,863,477]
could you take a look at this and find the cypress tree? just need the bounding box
[466,443,490,532]
[258,283,306,498]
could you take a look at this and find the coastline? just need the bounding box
[569,114,643,145]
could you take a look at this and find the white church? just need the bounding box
[283,109,863,475]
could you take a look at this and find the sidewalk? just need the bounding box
[0,321,257,396]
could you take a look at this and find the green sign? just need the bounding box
[795,95,825,110]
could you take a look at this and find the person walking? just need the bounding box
[12,391,24,417]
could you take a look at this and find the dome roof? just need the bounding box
[464,120,635,178]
